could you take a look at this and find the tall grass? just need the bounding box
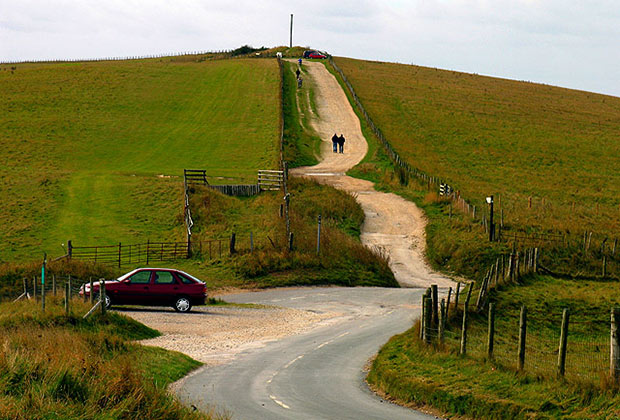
[0,299,220,420]
[187,178,396,289]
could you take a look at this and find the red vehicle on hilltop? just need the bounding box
[80,268,207,312]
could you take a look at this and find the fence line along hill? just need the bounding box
[0,57,280,260]
[332,57,620,238]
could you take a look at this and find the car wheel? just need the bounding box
[174,297,192,313]
[104,295,112,309]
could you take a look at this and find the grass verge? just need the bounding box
[0,298,221,420]
[368,275,620,419]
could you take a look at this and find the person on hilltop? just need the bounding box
[337,134,345,153]
[331,133,339,153]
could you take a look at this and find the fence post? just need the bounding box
[68,240,73,258]
[611,308,620,381]
[518,305,527,371]
[460,297,469,355]
[424,297,432,345]
[23,278,28,299]
[89,278,94,304]
[100,280,106,315]
[52,274,56,296]
[602,256,607,277]
[33,277,37,302]
[439,299,446,344]
[288,232,294,251]
[64,283,70,314]
[534,248,538,273]
[446,286,452,319]
[431,284,438,327]
[454,283,461,311]
[317,214,321,256]
[250,232,254,253]
[557,308,569,377]
[230,233,236,255]
[41,278,45,312]
[420,293,426,340]
[487,302,495,359]
[68,276,72,299]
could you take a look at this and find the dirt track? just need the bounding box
[291,61,454,289]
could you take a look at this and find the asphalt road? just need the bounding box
[175,287,438,420]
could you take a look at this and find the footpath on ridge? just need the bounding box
[291,61,454,289]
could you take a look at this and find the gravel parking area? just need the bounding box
[118,304,336,366]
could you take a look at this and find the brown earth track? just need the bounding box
[290,60,454,289]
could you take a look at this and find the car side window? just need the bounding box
[129,271,151,284]
[154,271,176,284]
[177,273,195,284]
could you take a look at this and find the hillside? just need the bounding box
[0,58,280,260]
[333,57,620,237]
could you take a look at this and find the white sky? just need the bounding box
[1,0,619,97]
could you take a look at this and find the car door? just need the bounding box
[150,270,179,306]
[116,270,153,305]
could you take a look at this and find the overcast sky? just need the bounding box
[2,0,619,97]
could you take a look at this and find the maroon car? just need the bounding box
[308,52,327,59]
[80,268,207,312]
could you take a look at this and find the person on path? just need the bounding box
[296,68,300,79]
[337,134,345,153]
[298,58,302,66]
[297,76,303,88]
[331,133,338,153]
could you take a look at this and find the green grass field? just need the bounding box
[0,58,279,260]
[333,57,620,237]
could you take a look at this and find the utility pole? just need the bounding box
[290,14,293,48]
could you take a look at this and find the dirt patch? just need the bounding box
[122,305,336,366]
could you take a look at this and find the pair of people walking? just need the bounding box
[331,133,345,153]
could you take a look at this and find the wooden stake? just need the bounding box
[518,305,527,371]
[612,308,620,380]
[557,309,569,377]
[439,299,446,344]
[460,297,469,355]
[488,303,495,359]
[424,297,432,345]
[64,283,70,315]
[454,283,461,311]
[431,284,439,327]
[446,287,452,318]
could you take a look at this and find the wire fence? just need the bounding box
[420,289,618,386]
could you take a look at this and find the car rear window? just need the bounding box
[154,271,176,284]
[129,271,151,284]
[177,273,196,284]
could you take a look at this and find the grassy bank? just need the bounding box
[0,298,218,419]
[182,176,397,290]
[368,275,620,419]
[1,57,279,260]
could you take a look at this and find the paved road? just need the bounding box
[175,287,437,420]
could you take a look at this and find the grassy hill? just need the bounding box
[0,58,279,260]
[332,57,620,237]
